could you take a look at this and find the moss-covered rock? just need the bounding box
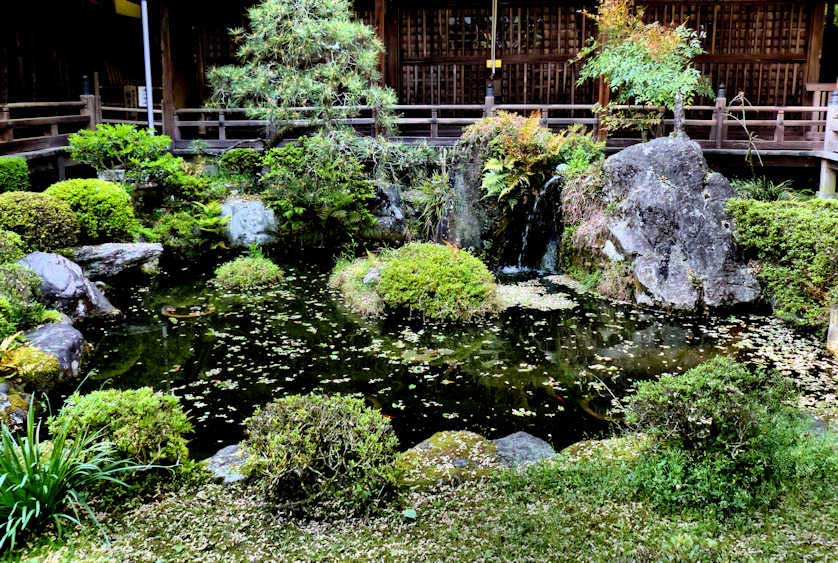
[332,243,499,322]
[0,387,30,430]
[560,434,651,465]
[0,191,80,251]
[213,254,283,290]
[328,256,384,317]
[0,346,60,391]
[44,179,137,243]
[397,430,504,489]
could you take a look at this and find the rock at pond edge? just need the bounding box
[493,431,557,468]
[73,243,163,279]
[205,444,247,485]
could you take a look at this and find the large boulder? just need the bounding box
[493,431,556,468]
[205,444,247,485]
[602,134,760,309]
[23,322,86,380]
[17,252,121,321]
[73,243,163,279]
[221,198,277,247]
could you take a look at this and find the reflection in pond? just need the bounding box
[64,265,836,458]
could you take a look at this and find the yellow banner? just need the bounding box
[114,0,141,18]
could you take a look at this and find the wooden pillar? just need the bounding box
[374,0,400,94]
[819,87,838,198]
[596,77,609,142]
[160,0,177,138]
[806,0,827,94]
[828,305,838,357]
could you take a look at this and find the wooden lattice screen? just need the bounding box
[390,0,816,106]
[192,0,819,107]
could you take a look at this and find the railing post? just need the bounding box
[218,110,227,142]
[430,107,438,139]
[828,304,838,358]
[711,84,726,149]
[774,109,785,144]
[484,82,495,118]
[80,94,99,129]
[0,105,11,142]
[818,85,838,199]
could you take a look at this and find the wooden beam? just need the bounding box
[374,0,400,94]
[807,0,827,89]
[160,0,177,137]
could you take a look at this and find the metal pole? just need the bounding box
[141,0,155,133]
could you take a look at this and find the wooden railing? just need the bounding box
[0,97,96,155]
[171,101,830,154]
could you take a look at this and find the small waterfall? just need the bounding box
[507,172,564,274]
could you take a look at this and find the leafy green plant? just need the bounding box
[44,179,137,243]
[625,356,838,513]
[577,0,711,134]
[68,124,171,173]
[730,177,795,202]
[209,0,397,133]
[0,157,30,193]
[412,172,454,240]
[0,230,25,263]
[219,148,262,178]
[48,388,193,466]
[376,243,499,322]
[262,134,377,247]
[213,250,283,290]
[0,192,79,251]
[0,403,143,551]
[727,198,838,327]
[150,201,229,256]
[243,393,399,516]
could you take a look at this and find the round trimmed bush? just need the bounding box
[377,243,498,321]
[243,394,399,516]
[0,157,30,193]
[0,230,25,263]
[0,264,50,338]
[44,179,137,243]
[0,192,80,251]
[213,255,283,290]
[48,387,193,465]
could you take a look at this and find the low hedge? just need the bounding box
[0,192,79,251]
[0,157,29,193]
[44,179,137,243]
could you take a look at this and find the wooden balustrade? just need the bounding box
[0,98,95,156]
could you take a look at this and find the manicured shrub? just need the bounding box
[0,191,80,251]
[625,356,838,513]
[44,179,137,243]
[48,387,193,466]
[0,157,29,193]
[0,264,53,338]
[1,405,141,551]
[262,133,377,247]
[377,243,499,321]
[0,345,59,390]
[0,230,25,263]
[213,252,283,290]
[727,198,838,327]
[243,394,399,516]
[68,123,171,173]
[220,148,263,177]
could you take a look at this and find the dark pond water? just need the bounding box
[58,262,830,459]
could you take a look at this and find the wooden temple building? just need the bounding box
[2,0,837,192]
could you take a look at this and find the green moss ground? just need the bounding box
[16,433,838,562]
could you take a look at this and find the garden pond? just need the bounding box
[56,261,838,458]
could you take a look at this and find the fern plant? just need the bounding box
[0,402,145,551]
